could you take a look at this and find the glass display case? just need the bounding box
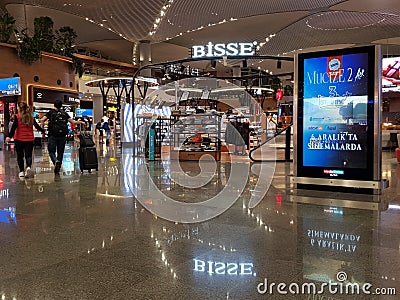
[170,112,222,161]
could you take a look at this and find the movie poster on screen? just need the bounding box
[302,52,369,169]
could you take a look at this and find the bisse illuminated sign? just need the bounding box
[192,42,257,58]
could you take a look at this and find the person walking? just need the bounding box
[40,100,84,175]
[102,119,111,145]
[5,102,45,178]
[96,119,104,143]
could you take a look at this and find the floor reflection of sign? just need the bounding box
[62,153,74,175]
[149,128,155,161]
[193,259,255,276]
[306,228,360,253]
[300,205,371,287]
[0,188,8,198]
[0,207,16,224]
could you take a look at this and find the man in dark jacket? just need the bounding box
[40,100,83,174]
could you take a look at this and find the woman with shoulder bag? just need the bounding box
[5,102,45,178]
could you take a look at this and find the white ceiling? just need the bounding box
[2,0,400,76]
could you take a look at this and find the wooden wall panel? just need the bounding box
[0,43,78,105]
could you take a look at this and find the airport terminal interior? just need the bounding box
[1,0,400,299]
[0,138,400,299]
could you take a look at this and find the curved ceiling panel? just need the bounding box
[78,39,134,63]
[259,11,400,56]
[166,11,308,48]
[6,4,121,43]
[3,0,166,41]
[332,0,400,15]
[156,0,345,41]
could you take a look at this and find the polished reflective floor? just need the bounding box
[0,139,399,299]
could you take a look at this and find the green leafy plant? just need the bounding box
[16,28,41,64]
[54,26,77,57]
[33,16,54,53]
[284,84,293,96]
[72,56,84,77]
[0,13,16,43]
[16,16,80,76]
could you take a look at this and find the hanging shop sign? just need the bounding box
[191,41,257,58]
[33,88,78,104]
[66,96,79,104]
[0,77,21,96]
[164,64,200,77]
[295,46,378,181]
[136,76,158,84]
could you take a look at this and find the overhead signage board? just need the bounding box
[33,88,78,104]
[0,77,21,96]
[136,76,158,84]
[296,46,377,181]
[191,42,257,58]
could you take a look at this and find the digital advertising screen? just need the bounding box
[75,108,93,117]
[0,77,21,96]
[382,56,400,93]
[297,46,376,180]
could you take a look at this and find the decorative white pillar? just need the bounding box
[139,40,152,78]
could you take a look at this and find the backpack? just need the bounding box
[50,110,69,136]
[102,122,110,131]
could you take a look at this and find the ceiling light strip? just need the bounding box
[164,17,238,41]
[149,0,175,36]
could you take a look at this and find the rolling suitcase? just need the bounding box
[33,137,42,148]
[78,132,95,147]
[79,146,98,173]
[33,131,42,148]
